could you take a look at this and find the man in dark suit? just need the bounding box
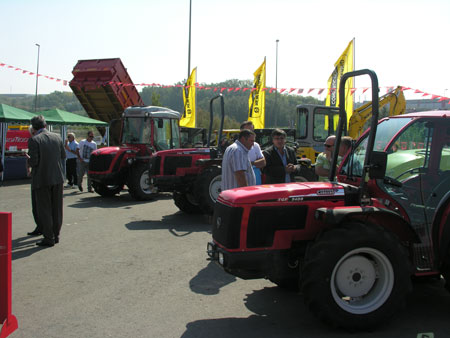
[263,129,298,184]
[27,115,66,247]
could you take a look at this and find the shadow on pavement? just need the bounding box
[125,212,211,236]
[182,279,450,338]
[189,261,236,295]
[11,235,47,260]
[66,192,172,209]
[181,287,324,338]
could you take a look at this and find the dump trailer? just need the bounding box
[69,58,144,144]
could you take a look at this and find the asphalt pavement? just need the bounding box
[1,179,450,338]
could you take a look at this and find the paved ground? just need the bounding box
[1,179,450,338]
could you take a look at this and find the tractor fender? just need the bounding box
[432,192,450,264]
[315,206,419,243]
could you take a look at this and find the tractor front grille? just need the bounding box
[149,156,161,175]
[163,156,192,175]
[247,205,308,248]
[89,154,115,172]
[212,202,243,249]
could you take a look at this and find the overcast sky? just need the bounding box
[1,0,449,102]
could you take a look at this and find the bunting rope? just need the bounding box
[1,61,449,104]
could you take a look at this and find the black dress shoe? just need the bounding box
[27,230,42,236]
[78,185,83,192]
[36,239,55,247]
[54,236,59,244]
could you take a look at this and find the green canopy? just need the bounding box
[37,109,108,126]
[0,103,36,123]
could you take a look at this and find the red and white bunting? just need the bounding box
[1,60,449,104]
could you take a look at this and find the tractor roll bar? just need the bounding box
[329,69,379,188]
[207,94,225,149]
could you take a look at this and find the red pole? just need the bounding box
[0,212,18,338]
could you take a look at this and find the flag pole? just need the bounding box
[194,68,197,128]
[352,37,355,107]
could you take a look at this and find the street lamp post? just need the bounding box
[274,39,279,127]
[187,0,192,80]
[34,43,40,112]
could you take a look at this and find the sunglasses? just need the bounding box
[324,143,334,148]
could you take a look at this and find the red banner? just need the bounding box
[5,130,30,151]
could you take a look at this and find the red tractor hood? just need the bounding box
[155,148,211,156]
[217,182,345,205]
[92,145,145,156]
[92,146,121,156]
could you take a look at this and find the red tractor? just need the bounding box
[147,94,226,214]
[88,106,182,200]
[207,69,450,330]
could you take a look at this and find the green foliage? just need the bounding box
[140,79,323,128]
[151,92,162,106]
[0,91,85,115]
[1,80,323,129]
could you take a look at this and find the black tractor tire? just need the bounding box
[92,181,123,197]
[269,276,300,291]
[173,191,202,214]
[301,222,412,331]
[128,163,157,201]
[194,166,222,215]
[442,248,450,292]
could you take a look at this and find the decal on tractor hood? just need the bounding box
[275,188,344,203]
[179,149,211,155]
[317,188,344,196]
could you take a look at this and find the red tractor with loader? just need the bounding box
[207,69,450,330]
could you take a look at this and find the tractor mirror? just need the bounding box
[368,151,387,179]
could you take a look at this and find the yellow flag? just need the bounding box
[325,40,354,124]
[180,67,196,128]
[248,59,266,129]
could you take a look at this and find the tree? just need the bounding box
[151,92,162,106]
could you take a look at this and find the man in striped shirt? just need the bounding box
[240,121,266,184]
[221,129,256,191]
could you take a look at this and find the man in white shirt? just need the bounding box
[221,129,256,191]
[240,121,266,184]
[64,132,79,188]
[76,131,97,192]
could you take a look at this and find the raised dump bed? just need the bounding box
[69,58,144,123]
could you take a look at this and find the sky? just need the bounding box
[1,0,450,102]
